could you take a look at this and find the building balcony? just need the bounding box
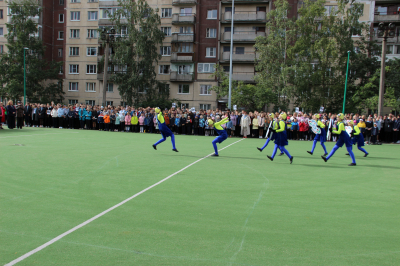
[222,31,266,42]
[223,11,266,23]
[222,0,269,3]
[172,13,195,24]
[374,12,400,22]
[171,53,193,62]
[170,71,194,82]
[171,33,194,42]
[172,0,197,5]
[219,72,256,83]
[221,51,256,62]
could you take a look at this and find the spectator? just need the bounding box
[241,111,251,138]
[6,100,16,129]
[16,102,24,129]
[0,102,5,129]
[139,113,144,133]
[24,102,32,127]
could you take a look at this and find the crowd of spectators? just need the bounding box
[1,101,400,144]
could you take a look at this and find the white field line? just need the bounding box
[4,138,244,266]
[0,132,79,139]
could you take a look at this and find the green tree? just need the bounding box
[0,0,63,103]
[105,0,166,107]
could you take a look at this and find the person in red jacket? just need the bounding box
[299,119,307,140]
[0,102,6,129]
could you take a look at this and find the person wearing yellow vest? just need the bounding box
[209,116,229,156]
[267,112,293,164]
[322,113,356,166]
[152,107,178,152]
[257,113,283,155]
[307,114,328,156]
[347,120,369,157]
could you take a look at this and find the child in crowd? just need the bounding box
[371,123,378,144]
[226,117,233,137]
[193,115,199,135]
[119,111,125,132]
[291,118,299,140]
[98,112,104,131]
[144,113,149,133]
[125,112,132,132]
[139,113,145,133]
[199,115,205,136]
[175,115,180,134]
[205,116,211,136]
[110,111,116,131]
[85,108,92,130]
[131,112,138,132]
[103,112,110,131]
[115,111,120,132]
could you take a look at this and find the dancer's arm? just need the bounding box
[275,121,286,133]
[353,125,361,136]
[332,123,344,134]
[157,113,164,123]
[317,120,325,128]
[214,117,229,130]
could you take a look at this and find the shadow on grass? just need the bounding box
[362,164,400,170]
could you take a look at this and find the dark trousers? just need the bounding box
[105,123,109,131]
[25,116,31,126]
[86,120,91,130]
[80,120,85,129]
[17,117,24,129]
[52,117,58,128]
[385,131,392,143]
[371,135,377,144]
[393,131,399,142]
[59,117,64,128]
[199,127,204,136]
[69,119,74,129]
[186,125,192,135]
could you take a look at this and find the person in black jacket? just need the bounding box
[6,100,16,129]
[365,116,373,144]
[24,103,32,127]
[392,117,400,144]
[384,115,393,143]
[68,107,76,129]
[180,115,187,135]
[38,104,46,127]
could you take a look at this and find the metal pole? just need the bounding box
[228,0,234,110]
[103,39,109,107]
[378,31,387,117]
[343,50,350,114]
[24,48,26,106]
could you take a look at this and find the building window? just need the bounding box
[88,0,97,2]
[206,28,217,38]
[86,65,97,74]
[59,65,63,74]
[324,6,337,16]
[71,0,80,3]
[70,11,80,21]
[69,82,79,91]
[198,63,216,73]
[88,11,98,20]
[69,64,79,74]
[236,47,245,54]
[181,103,189,109]
[58,48,63,57]
[87,47,97,56]
[386,45,394,55]
[69,47,79,56]
[58,31,64,40]
[87,29,97,38]
[200,104,211,110]
[0,10,3,19]
[70,29,80,38]
[178,84,190,94]
[159,65,170,74]
[86,100,95,106]
[161,27,171,36]
[59,0,64,5]
[223,66,230,72]
[121,101,127,106]
[0,45,3,54]
[200,85,212,95]
[395,45,400,54]
[207,9,217,19]
[0,27,3,36]
[59,14,64,22]
[107,83,113,92]
[160,46,171,56]
[106,101,113,106]
[86,82,96,92]
[68,99,78,105]
[161,8,172,18]
[206,47,216,57]
[177,43,193,53]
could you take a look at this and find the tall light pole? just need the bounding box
[23,47,29,105]
[343,51,351,114]
[228,0,235,110]
[377,22,395,116]
[100,28,115,107]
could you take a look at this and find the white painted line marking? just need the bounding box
[0,132,79,139]
[4,138,244,266]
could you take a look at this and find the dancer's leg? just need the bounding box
[326,145,339,160]
[212,137,220,155]
[347,146,356,164]
[170,134,177,150]
[358,146,368,155]
[311,140,317,153]
[321,142,328,154]
[260,138,270,150]
[271,144,278,159]
[280,146,292,158]
[154,135,167,146]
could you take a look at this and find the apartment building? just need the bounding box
[0,0,6,55]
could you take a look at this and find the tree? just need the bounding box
[210,65,274,111]
[255,0,296,111]
[105,0,166,107]
[0,0,63,103]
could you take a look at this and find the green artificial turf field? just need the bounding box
[1,127,400,266]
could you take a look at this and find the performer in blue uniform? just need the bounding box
[307,114,328,156]
[322,113,356,166]
[347,120,368,157]
[152,108,178,152]
[209,117,229,156]
[257,113,284,156]
[267,112,293,164]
